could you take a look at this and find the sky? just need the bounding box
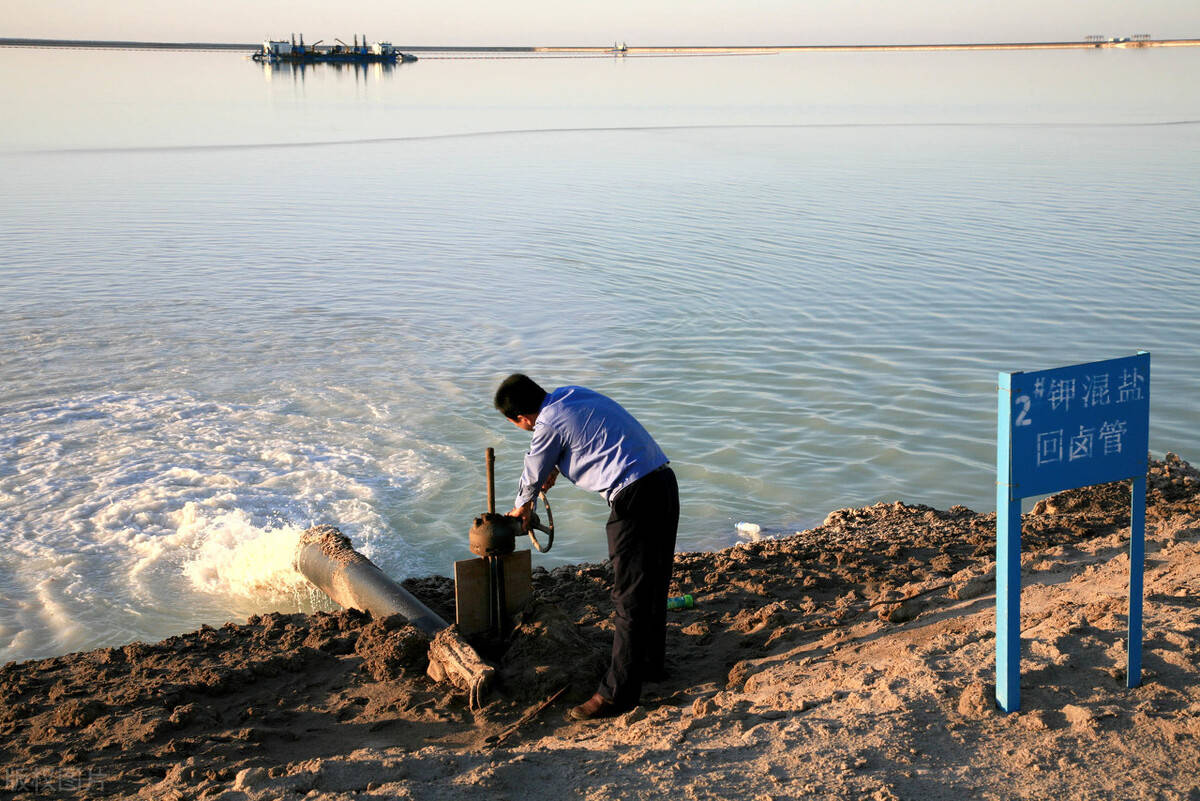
[5,0,1199,47]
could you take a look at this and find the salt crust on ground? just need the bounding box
[2,455,1199,800]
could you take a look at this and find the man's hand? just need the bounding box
[540,468,559,493]
[507,501,534,530]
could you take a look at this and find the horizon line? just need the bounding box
[3,36,1200,54]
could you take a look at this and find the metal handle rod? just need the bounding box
[489,555,508,636]
[486,447,496,515]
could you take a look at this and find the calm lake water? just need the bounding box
[2,45,1198,662]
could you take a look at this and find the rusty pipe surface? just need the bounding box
[295,525,448,636]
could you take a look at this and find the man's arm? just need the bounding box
[508,426,563,521]
[508,468,559,528]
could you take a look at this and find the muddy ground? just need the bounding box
[2,454,1198,800]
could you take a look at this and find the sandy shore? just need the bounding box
[2,454,1199,800]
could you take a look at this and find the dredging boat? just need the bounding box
[252,34,417,64]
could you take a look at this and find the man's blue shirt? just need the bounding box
[515,386,668,507]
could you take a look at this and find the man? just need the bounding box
[494,373,680,721]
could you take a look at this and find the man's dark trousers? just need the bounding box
[599,466,680,707]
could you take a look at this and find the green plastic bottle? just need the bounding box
[667,594,694,610]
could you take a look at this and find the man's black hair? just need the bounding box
[494,374,548,420]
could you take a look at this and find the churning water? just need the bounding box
[2,45,1198,662]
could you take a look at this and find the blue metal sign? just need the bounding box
[995,352,1149,713]
[1008,353,1150,497]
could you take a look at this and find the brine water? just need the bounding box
[2,45,1198,662]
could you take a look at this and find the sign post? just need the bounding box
[995,352,1150,713]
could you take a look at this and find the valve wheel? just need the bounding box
[528,491,554,553]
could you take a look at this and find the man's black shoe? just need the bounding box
[565,693,629,722]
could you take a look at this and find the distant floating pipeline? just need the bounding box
[253,36,417,64]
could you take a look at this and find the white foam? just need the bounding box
[176,504,309,599]
[0,390,433,662]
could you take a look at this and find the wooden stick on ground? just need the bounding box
[487,686,568,746]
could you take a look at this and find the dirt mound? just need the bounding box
[496,599,607,704]
[0,609,462,798]
[353,615,430,681]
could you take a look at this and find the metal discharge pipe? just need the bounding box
[295,524,449,636]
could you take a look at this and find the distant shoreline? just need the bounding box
[3,36,1199,53]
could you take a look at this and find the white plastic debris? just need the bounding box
[735,521,763,540]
